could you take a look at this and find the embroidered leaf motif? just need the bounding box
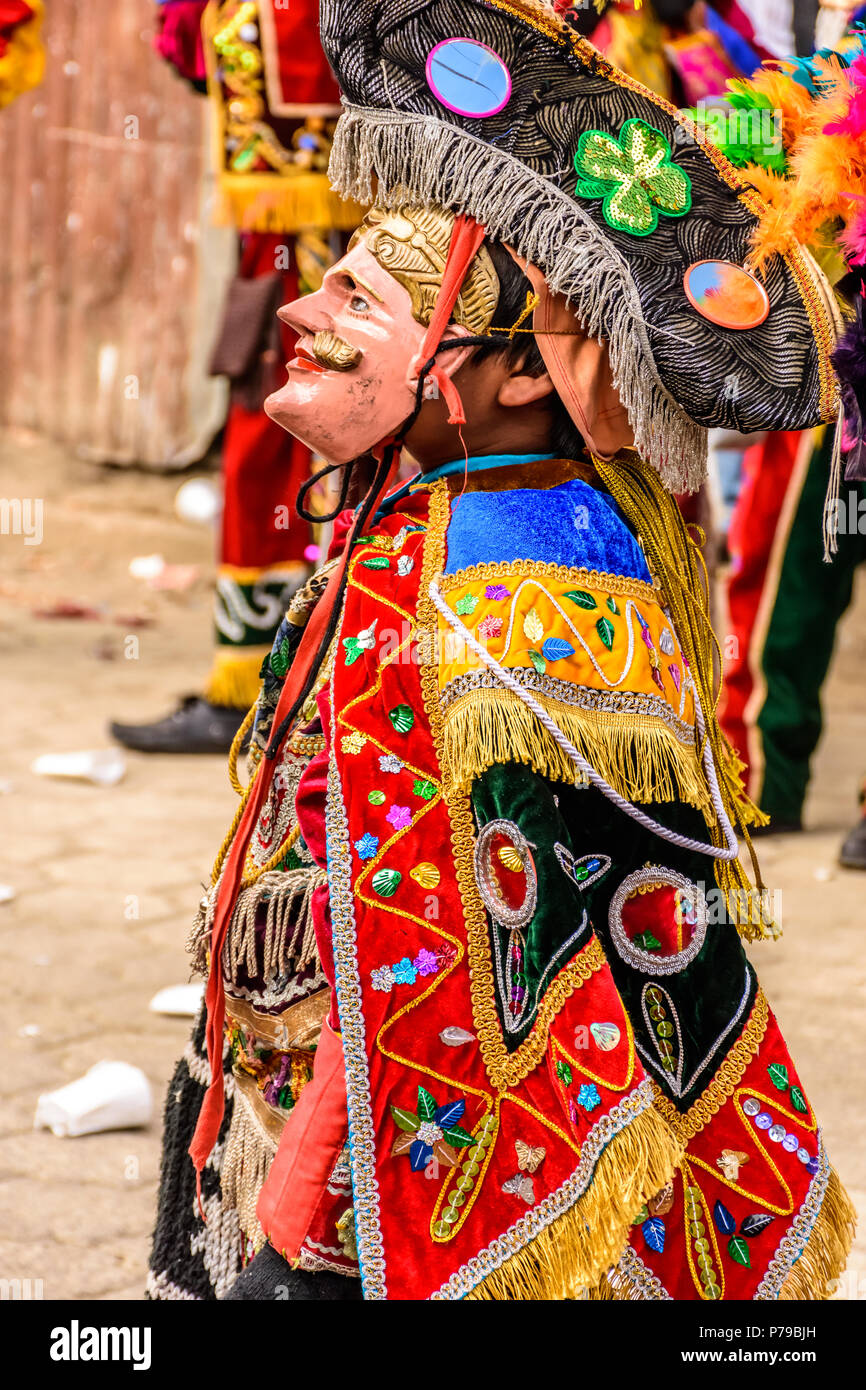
[270,636,291,678]
[342,636,364,666]
[727,1236,751,1268]
[409,1140,430,1171]
[740,1213,774,1238]
[564,589,597,610]
[574,119,692,238]
[789,1086,808,1113]
[528,648,546,674]
[555,1061,573,1087]
[442,1125,475,1148]
[417,1087,437,1122]
[391,1106,420,1133]
[361,556,390,570]
[455,593,479,616]
[541,637,575,662]
[606,595,619,614]
[767,1063,789,1091]
[432,1140,460,1168]
[523,607,544,642]
[596,616,615,650]
[642,1216,666,1253]
[391,1131,416,1156]
[713,1200,736,1235]
[435,1100,466,1130]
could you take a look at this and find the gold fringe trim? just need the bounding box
[221,1085,277,1253]
[216,174,364,234]
[778,1167,856,1301]
[464,1105,683,1300]
[204,647,269,711]
[442,686,710,811]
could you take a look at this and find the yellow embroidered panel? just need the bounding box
[436,561,707,809]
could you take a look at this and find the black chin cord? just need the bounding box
[295,457,355,525]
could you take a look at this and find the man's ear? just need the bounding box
[497,368,556,409]
[407,322,476,388]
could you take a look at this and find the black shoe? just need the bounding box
[110,696,248,754]
[839,815,866,870]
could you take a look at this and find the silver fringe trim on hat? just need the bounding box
[329,104,708,493]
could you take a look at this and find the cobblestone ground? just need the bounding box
[1,430,864,1301]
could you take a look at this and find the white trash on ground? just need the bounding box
[31,749,126,787]
[34,1061,153,1137]
[148,982,205,1017]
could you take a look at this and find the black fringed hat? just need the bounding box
[321,0,841,491]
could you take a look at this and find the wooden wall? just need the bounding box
[0,0,234,467]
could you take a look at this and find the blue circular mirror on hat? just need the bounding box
[684,260,770,330]
[426,38,512,118]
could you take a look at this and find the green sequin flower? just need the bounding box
[574,119,692,237]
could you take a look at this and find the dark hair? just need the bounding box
[475,239,587,461]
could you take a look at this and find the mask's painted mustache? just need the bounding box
[312,330,362,372]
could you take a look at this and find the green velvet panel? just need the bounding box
[470,764,757,1108]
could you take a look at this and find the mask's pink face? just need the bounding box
[264,243,428,463]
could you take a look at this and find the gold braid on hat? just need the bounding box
[350,204,500,334]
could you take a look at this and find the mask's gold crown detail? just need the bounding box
[350,204,499,335]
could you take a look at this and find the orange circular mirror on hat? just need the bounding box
[683,259,770,330]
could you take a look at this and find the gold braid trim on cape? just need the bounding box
[464,1104,683,1300]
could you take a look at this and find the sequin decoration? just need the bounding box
[642,984,680,1079]
[353,832,379,860]
[576,1083,601,1112]
[388,704,414,733]
[590,1021,621,1051]
[440,1026,475,1046]
[574,119,692,237]
[474,819,538,1031]
[391,1087,474,1174]
[410,862,441,889]
[685,1179,722,1300]
[432,1111,498,1239]
[716,1149,749,1181]
[554,845,612,892]
[371,868,401,897]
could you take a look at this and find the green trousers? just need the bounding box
[757,429,866,823]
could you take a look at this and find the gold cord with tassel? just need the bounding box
[592,453,775,940]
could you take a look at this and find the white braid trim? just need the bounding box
[429,579,738,862]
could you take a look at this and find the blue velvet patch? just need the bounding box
[443,477,651,582]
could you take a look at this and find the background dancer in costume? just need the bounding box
[700,23,866,863]
[153,0,855,1300]
[113,0,360,754]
